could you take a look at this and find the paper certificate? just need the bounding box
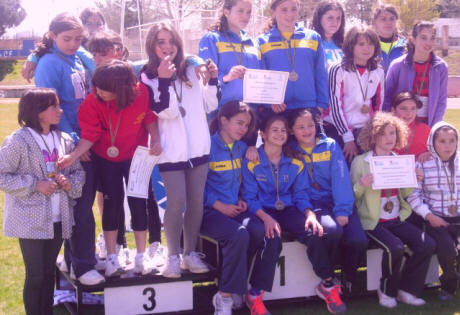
[127,146,160,199]
[369,155,418,190]
[243,69,289,104]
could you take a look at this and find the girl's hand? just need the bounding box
[336,215,349,227]
[417,151,432,163]
[21,61,36,82]
[262,214,281,238]
[271,103,286,113]
[359,173,373,188]
[80,151,92,162]
[55,174,71,192]
[206,59,218,79]
[245,146,259,163]
[195,65,210,85]
[35,180,58,196]
[305,211,324,237]
[149,139,162,156]
[237,199,248,212]
[343,141,358,163]
[57,154,77,170]
[158,55,176,79]
[426,213,449,228]
[415,168,424,182]
[220,204,243,217]
[223,65,246,83]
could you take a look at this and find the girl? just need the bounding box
[58,60,161,276]
[391,91,431,160]
[407,121,460,300]
[324,26,384,164]
[351,112,436,308]
[372,4,406,74]
[202,101,281,315]
[383,21,448,127]
[311,1,346,68]
[288,109,368,293]
[257,0,328,115]
[242,114,346,314]
[34,13,105,286]
[0,88,84,315]
[141,23,219,278]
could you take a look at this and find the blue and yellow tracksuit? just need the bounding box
[199,30,260,107]
[257,24,329,110]
[379,35,406,74]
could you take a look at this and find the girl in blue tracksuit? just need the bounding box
[201,101,281,315]
[288,108,368,292]
[257,0,328,116]
[242,114,346,314]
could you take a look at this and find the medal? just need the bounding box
[442,164,458,217]
[289,71,298,81]
[312,182,321,190]
[448,205,457,216]
[384,200,394,213]
[107,146,119,158]
[355,68,370,114]
[179,106,186,117]
[275,199,285,211]
[360,104,369,114]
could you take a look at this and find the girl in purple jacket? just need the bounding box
[383,21,448,127]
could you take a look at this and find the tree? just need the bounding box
[0,0,26,37]
[344,0,375,25]
[438,0,460,18]
[385,0,440,33]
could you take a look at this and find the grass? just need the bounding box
[437,49,460,76]
[0,101,459,314]
[0,60,32,86]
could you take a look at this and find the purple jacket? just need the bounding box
[383,52,448,127]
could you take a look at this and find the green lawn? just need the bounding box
[0,60,32,86]
[0,102,459,314]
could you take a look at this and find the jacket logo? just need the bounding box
[256,174,267,182]
[282,175,289,182]
[134,112,145,125]
[303,151,331,163]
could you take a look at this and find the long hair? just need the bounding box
[311,1,345,47]
[144,22,187,82]
[264,0,299,33]
[287,108,322,140]
[92,60,137,111]
[407,21,436,55]
[18,88,60,133]
[80,7,106,27]
[341,26,381,72]
[260,113,298,158]
[209,0,246,33]
[209,100,256,138]
[34,13,84,58]
[372,4,399,38]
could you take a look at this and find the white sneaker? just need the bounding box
[105,254,123,277]
[133,253,154,275]
[58,259,68,273]
[78,269,105,285]
[116,245,131,268]
[377,288,397,308]
[148,242,165,267]
[232,293,244,310]
[397,290,426,306]
[95,256,106,271]
[181,251,209,273]
[213,292,233,315]
[162,255,181,278]
[96,233,107,259]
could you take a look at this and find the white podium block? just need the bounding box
[105,280,193,314]
[264,242,321,300]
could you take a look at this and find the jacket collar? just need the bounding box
[258,145,291,167]
[404,51,442,67]
[269,23,304,39]
[291,134,328,154]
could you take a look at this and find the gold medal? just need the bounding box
[179,106,186,117]
[384,200,394,213]
[107,146,119,158]
[275,199,285,211]
[361,104,370,114]
[448,204,457,216]
[289,71,298,81]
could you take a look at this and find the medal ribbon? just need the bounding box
[415,62,430,97]
[354,68,369,105]
[107,103,122,149]
[404,122,417,154]
[172,79,183,103]
[39,132,58,178]
[228,144,242,185]
[382,36,395,73]
[284,36,296,73]
[268,161,281,204]
[223,32,245,66]
[442,163,457,205]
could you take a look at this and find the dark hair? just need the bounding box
[287,108,321,139]
[87,30,129,61]
[209,0,248,33]
[264,0,299,32]
[341,26,381,71]
[433,125,458,170]
[34,13,85,58]
[92,60,137,111]
[407,20,436,54]
[391,91,423,110]
[260,113,298,158]
[311,1,345,47]
[79,7,106,26]
[372,4,399,23]
[144,22,188,82]
[18,88,60,133]
[210,100,256,136]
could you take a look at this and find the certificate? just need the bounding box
[243,69,289,104]
[369,155,418,190]
[127,146,160,198]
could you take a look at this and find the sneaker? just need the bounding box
[105,254,123,277]
[245,291,271,315]
[397,290,426,306]
[133,253,154,275]
[212,292,233,315]
[377,288,397,308]
[162,255,181,278]
[58,259,69,273]
[116,245,131,268]
[148,242,165,267]
[78,269,105,285]
[95,256,106,271]
[180,251,209,273]
[96,233,107,259]
[232,293,244,310]
[316,282,347,314]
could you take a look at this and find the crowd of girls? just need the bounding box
[1,1,457,315]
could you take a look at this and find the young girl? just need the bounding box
[140,23,219,278]
[242,114,346,314]
[351,112,436,308]
[58,60,161,276]
[324,26,385,164]
[288,109,368,293]
[0,88,85,315]
[407,121,460,300]
[383,21,448,127]
[391,91,431,160]
[311,1,346,69]
[257,0,328,115]
[202,101,281,315]
[372,4,406,74]
[34,13,105,286]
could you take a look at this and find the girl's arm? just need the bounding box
[314,37,329,110]
[406,163,432,219]
[146,120,162,156]
[432,63,448,125]
[57,139,93,169]
[350,156,371,199]
[291,163,313,214]
[76,46,96,77]
[372,70,385,111]
[60,137,85,199]
[202,60,219,113]
[382,61,398,112]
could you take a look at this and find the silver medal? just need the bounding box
[289,71,298,81]
[275,199,285,211]
[107,146,119,158]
